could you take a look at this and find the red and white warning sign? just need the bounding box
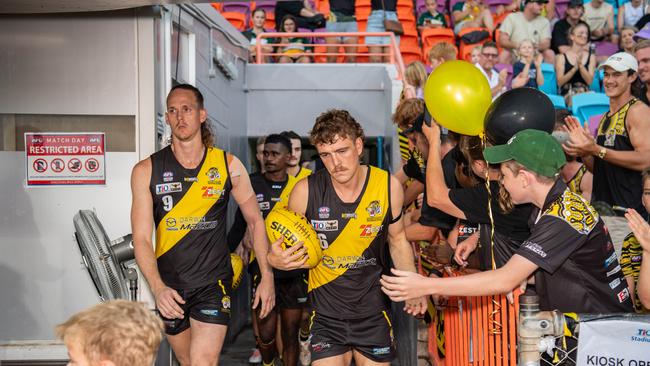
[25,133,106,186]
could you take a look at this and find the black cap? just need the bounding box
[568,0,583,7]
[523,0,549,6]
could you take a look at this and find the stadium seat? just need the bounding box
[356,3,372,20]
[211,3,223,12]
[222,12,247,30]
[539,62,558,95]
[317,0,330,15]
[421,27,455,49]
[398,8,416,21]
[595,41,618,58]
[590,69,604,93]
[587,113,603,137]
[495,63,513,89]
[401,45,423,64]
[222,1,253,15]
[401,34,420,49]
[458,27,490,61]
[545,93,567,110]
[572,92,610,123]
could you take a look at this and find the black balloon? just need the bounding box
[484,88,555,145]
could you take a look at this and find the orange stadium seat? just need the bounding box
[421,27,454,50]
[211,2,223,12]
[458,26,490,61]
[222,12,247,30]
[264,11,276,30]
[356,4,372,20]
[400,45,422,64]
[400,34,419,49]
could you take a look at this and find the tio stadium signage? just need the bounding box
[25,133,106,186]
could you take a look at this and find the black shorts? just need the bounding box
[275,276,309,310]
[309,311,395,363]
[251,274,308,310]
[159,280,231,335]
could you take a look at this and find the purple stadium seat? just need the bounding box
[222,1,252,14]
[495,63,514,89]
[588,114,602,137]
[255,0,277,13]
[595,41,618,57]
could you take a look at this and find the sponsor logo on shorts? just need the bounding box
[318,206,330,219]
[360,224,383,237]
[606,265,622,277]
[608,278,621,289]
[617,288,630,303]
[200,309,220,316]
[156,182,182,195]
[341,212,357,219]
[372,347,391,355]
[311,220,339,232]
[522,241,547,258]
[259,202,270,210]
[163,171,174,182]
[256,193,264,202]
[604,252,617,267]
[322,255,377,270]
[311,342,332,353]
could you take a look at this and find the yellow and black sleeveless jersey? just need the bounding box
[294,166,312,181]
[305,166,392,319]
[594,98,645,215]
[150,146,232,289]
[621,232,649,313]
[566,164,586,196]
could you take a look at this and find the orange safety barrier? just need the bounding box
[427,270,521,366]
[255,32,406,79]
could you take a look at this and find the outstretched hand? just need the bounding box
[380,268,431,303]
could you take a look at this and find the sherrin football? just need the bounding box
[231,253,244,289]
[265,206,323,268]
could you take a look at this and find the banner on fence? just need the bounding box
[577,319,650,366]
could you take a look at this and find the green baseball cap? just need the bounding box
[483,129,566,177]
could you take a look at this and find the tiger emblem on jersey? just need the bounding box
[543,189,599,235]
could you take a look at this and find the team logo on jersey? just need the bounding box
[360,224,383,237]
[202,186,224,199]
[206,167,221,184]
[311,220,339,232]
[318,206,330,219]
[163,171,174,182]
[156,182,182,195]
[543,190,598,235]
[256,193,264,202]
[259,202,270,210]
[366,200,383,221]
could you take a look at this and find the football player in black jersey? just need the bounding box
[131,84,275,365]
[268,109,426,366]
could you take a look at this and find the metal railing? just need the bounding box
[254,32,406,80]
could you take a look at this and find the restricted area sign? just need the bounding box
[25,133,106,186]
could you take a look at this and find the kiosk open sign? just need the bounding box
[25,133,106,186]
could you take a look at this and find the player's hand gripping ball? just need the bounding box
[265,207,323,268]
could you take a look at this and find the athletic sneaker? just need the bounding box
[248,348,262,364]
[299,335,311,366]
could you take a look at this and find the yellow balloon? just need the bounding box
[423,60,491,136]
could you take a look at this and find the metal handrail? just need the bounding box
[254,31,406,80]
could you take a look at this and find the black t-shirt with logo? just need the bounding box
[449,181,533,270]
[516,180,634,313]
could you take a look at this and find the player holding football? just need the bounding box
[268,109,426,366]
